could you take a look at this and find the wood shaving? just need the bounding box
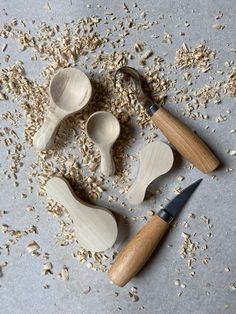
[43,2,51,10]
[229,283,236,291]
[1,43,7,52]
[212,24,225,30]
[83,286,91,294]
[215,11,224,20]
[26,241,40,253]
[227,149,236,156]
[174,279,181,286]
[42,262,53,275]
[128,287,139,302]
[0,92,7,100]
[58,266,69,281]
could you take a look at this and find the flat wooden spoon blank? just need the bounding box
[33,68,92,151]
[127,141,174,205]
[46,176,118,252]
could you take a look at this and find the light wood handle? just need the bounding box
[33,113,61,151]
[152,108,220,173]
[108,215,169,287]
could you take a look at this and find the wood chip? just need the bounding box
[58,266,69,281]
[83,286,91,294]
[42,262,53,275]
[26,241,40,253]
[212,24,225,30]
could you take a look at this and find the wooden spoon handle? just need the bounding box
[33,113,61,150]
[152,108,220,173]
[108,215,169,287]
[100,147,115,176]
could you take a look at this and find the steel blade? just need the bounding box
[165,178,203,219]
[114,66,157,112]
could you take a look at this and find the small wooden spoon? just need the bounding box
[86,111,120,176]
[46,176,118,252]
[127,141,174,205]
[33,68,92,151]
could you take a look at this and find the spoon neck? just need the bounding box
[47,107,65,123]
[99,144,112,153]
[99,145,115,176]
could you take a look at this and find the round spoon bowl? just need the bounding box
[86,111,120,145]
[50,68,92,113]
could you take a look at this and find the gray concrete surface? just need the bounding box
[0,0,235,313]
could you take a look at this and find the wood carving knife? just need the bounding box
[108,178,202,287]
[114,66,220,173]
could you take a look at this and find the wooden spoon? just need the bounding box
[86,111,120,176]
[33,68,92,151]
[46,176,118,252]
[127,141,174,205]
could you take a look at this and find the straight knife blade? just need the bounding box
[159,178,202,222]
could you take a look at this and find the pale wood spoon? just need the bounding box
[33,68,92,151]
[127,141,174,205]
[46,176,118,252]
[86,111,120,176]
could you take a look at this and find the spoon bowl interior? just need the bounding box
[86,111,120,146]
[50,68,92,113]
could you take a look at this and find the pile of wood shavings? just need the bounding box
[172,213,215,296]
[175,43,215,73]
[224,68,236,97]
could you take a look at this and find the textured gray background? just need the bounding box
[0,0,236,314]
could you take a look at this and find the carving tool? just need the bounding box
[114,66,220,173]
[108,178,202,286]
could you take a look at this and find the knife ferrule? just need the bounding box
[157,209,173,223]
[146,103,159,116]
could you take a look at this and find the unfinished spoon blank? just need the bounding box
[46,176,118,252]
[33,68,92,151]
[127,141,174,205]
[86,111,120,176]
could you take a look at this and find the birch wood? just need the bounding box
[127,141,174,205]
[46,176,118,252]
[86,111,120,176]
[108,215,169,287]
[33,67,92,151]
[152,108,220,173]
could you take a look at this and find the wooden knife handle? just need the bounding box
[152,107,220,173]
[108,215,169,287]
